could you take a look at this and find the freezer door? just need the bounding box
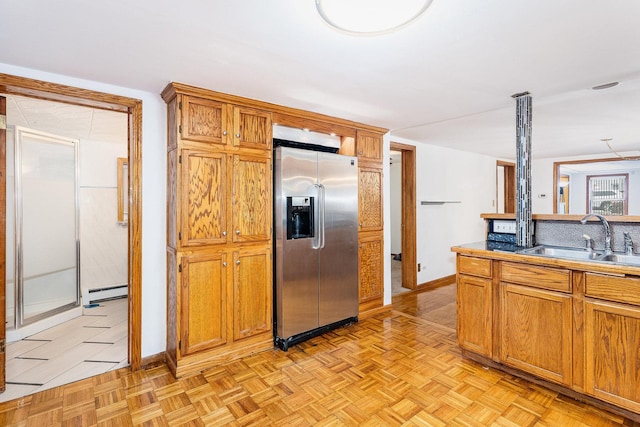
[275,147,320,339]
[318,152,359,326]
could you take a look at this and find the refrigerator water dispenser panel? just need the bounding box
[286,196,314,240]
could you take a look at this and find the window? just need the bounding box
[587,174,628,216]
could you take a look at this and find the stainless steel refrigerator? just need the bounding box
[274,145,359,350]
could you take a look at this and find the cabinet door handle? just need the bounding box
[222,231,227,236]
[223,262,227,267]
[223,130,228,136]
[236,133,241,138]
[236,260,241,265]
[236,230,240,235]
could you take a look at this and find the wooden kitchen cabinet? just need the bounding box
[358,233,383,311]
[500,282,573,386]
[164,83,273,377]
[178,150,228,248]
[180,95,230,147]
[232,154,272,243]
[584,273,640,413]
[453,244,640,420]
[233,247,272,341]
[356,129,383,164]
[179,94,272,152]
[457,274,493,357]
[358,167,383,232]
[178,251,229,356]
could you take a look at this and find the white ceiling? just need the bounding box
[1,0,639,159]
[5,95,127,144]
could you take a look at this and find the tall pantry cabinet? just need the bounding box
[354,131,384,313]
[162,83,273,377]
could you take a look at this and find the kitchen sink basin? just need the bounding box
[598,253,640,267]
[518,245,603,261]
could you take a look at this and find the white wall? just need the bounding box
[0,63,167,358]
[80,139,128,293]
[383,135,497,304]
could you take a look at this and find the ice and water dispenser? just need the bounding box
[286,196,314,240]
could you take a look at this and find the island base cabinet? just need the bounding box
[500,283,573,386]
[457,274,492,357]
[585,299,640,413]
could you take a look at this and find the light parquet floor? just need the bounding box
[1,285,638,426]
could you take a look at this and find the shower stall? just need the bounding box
[6,126,80,336]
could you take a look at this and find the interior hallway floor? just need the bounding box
[2,285,637,426]
[1,298,128,403]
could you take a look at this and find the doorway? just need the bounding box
[390,142,417,295]
[496,160,516,213]
[0,74,143,397]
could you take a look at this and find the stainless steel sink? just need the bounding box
[519,245,603,261]
[598,253,640,267]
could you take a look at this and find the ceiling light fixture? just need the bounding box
[315,0,433,35]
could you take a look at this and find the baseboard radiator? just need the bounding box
[82,284,128,304]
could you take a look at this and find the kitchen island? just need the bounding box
[452,241,640,421]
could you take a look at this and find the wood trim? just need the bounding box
[357,304,392,320]
[0,96,5,393]
[390,142,417,291]
[0,73,143,371]
[416,274,456,291]
[0,73,135,112]
[141,352,166,369]
[162,82,388,135]
[128,100,143,371]
[480,213,640,223]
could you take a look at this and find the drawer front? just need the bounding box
[585,273,640,306]
[501,262,571,292]
[458,255,492,278]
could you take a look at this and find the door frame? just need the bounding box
[497,160,516,214]
[0,73,143,374]
[390,142,417,290]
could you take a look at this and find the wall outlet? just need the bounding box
[494,220,516,234]
[418,263,421,272]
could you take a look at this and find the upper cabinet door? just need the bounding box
[358,167,383,232]
[180,95,231,146]
[232,154,272,243]
[356,130,383,164]
[180,150,228,247]
[232,106,272,151]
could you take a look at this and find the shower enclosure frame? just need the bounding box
[12,126,81,329]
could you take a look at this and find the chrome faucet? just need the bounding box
[624,232,634,255]
[580,214,612,254]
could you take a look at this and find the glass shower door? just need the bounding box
[15,127,79,326]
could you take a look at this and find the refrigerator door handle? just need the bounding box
[319,183,326,249]
[312,183,322,250]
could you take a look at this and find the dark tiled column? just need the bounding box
[513,92,533,248]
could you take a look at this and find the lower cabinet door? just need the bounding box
[585,299,640,413]
[358,234,383,306]
[500,283,573,386]
[457,274,492,357]
[180,252,228,355]
[233,247,272,340]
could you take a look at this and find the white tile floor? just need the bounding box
[1,298,128,403]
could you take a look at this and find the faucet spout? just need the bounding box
[580,214,612,254]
